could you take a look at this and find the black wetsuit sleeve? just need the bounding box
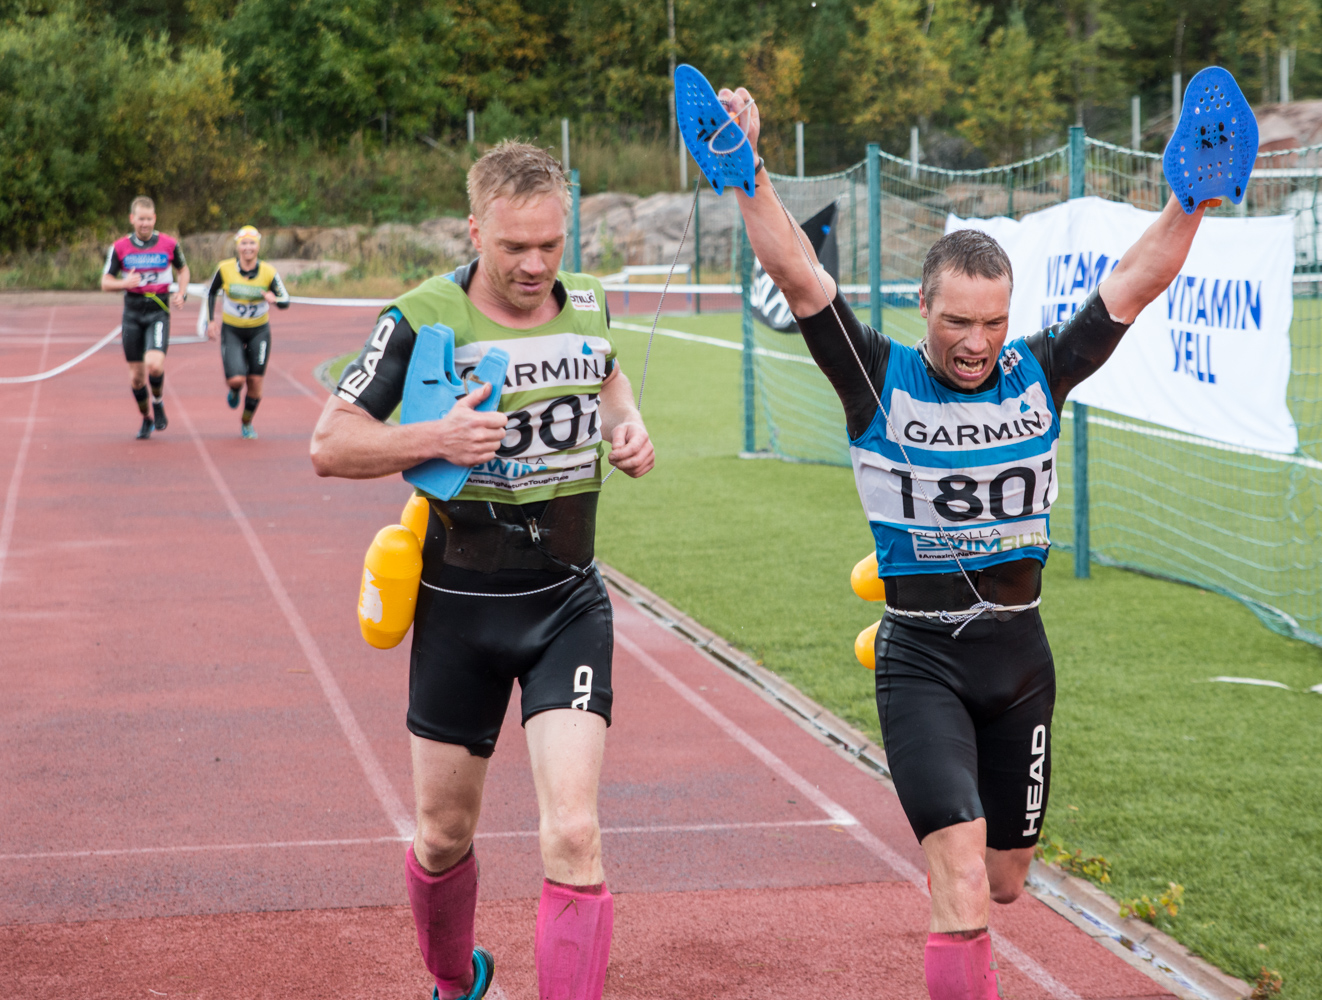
[334,307,415,420]
[172,243,187,270]
[269,270,290,309]
[206,271,223,321]
[1024,290,1132,413]
[103,244,122,278]
[792,292,891,439]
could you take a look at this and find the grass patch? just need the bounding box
[326,309,1322,996]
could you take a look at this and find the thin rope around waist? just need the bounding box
[419,574,577,599]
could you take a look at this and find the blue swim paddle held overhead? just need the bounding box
[674,64,757,197]
[400,322,510,501]
[1163,66,1259,214]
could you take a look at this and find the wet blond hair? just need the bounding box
[130,195,155,215]
[467,140,570,224]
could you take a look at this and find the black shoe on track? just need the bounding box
[136,417,153,440]
[152,400,168,431]
[227,387,241,409]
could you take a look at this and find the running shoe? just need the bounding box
[241,422,258,440]
[136,416,153,440]
[152,400,168,431]
[227,387,241,409]
[431,947,494,1000]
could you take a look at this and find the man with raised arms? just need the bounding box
[101,196,190,439]
[310,141,653,1000]
[720,85,1215,998]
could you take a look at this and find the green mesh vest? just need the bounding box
[391,269,615,505]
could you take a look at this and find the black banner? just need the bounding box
[750,201,839,333]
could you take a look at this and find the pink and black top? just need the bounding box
[103,232,187,304]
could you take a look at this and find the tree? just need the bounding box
[221,0,463,143]
[850,0,952,142]
[958,13,1064,162]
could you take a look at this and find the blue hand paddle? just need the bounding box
[675,64,757,197]
[1163,66,1258,214]
[400,322,510,501]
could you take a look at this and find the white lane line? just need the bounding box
[0,310,55,592]
[0,819,845,863]
[175,396,414,840]
[0,836,405,862]
[613,320,817,366]
[273,363,325,404]
[477,819,849,839]
[0,326,119,384]
[614,626,1085,1000]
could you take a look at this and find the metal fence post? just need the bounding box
[867,142,881,332]
[693,179,702,314]
[570,169,582,274]
[1068,125,1090,579]
[739,217,756,453]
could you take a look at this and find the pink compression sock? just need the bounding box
[924,929,1001,1000]
[535,879,614,1000]
[406,845,479,999]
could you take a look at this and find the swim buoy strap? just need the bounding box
[423,493,598,575]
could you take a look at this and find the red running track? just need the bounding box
[0,294,1174,999]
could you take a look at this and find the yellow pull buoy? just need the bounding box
[358,524,423,649]
[401,493,430,545]
[855,620,881,669]
[850,551,887,602]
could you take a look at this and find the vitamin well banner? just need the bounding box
[947,196,1298,454]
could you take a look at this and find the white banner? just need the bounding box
[947,196,1298,454]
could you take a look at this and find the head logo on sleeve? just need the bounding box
[568,289,600,312]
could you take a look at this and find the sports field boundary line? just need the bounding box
[175,396,415,840]
[0,820,851,864]
[0,310,54,589]
[614,319,1320,470]
[599,562,1250,1000]
[613,613,1085,1000]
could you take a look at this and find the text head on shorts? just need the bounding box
[311,140,654,1000]
[720,82,1216,1000]
[100,195,190,440]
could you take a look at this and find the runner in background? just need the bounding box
[206,226,290,439]
[101,196,189,439]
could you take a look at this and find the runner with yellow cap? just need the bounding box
[205,225,290,438]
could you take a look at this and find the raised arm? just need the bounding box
[1098,194,1216,323]
[717,86,837,316]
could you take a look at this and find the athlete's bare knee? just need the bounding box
[146,362,165,379]
[228,376,245,390]
[540,810,600,868]
[414,813,478,873]
[988,877,1025,905]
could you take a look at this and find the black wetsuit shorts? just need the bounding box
[407,492,614,758]
[220,322,271,378]
[875,607,1055,850]
[121,295,170,362]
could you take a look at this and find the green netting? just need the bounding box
[742,140,1322,646]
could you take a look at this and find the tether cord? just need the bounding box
[601,182,700,485]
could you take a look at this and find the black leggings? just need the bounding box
[875,608,1055,850]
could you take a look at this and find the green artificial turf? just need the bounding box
[324,311,1322,996]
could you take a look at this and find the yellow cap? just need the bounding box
[235,225,262,243]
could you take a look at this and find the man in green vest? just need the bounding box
[311,141,653,1000]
